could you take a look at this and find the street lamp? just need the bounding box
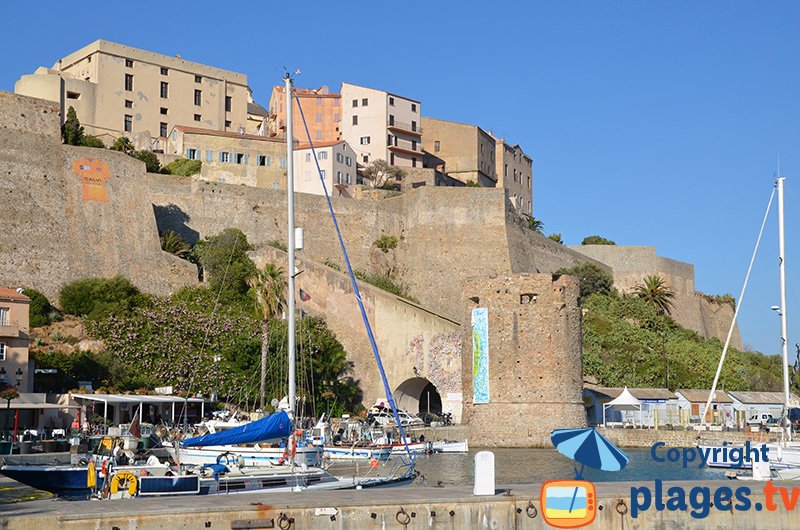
[15,369,22,387]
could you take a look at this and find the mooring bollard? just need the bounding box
[473,450,495,496]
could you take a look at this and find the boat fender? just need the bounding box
[109,470,138,496]
[369,458,379,469]
[101,459,108,477]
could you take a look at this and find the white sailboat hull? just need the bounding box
[176,444,322,467]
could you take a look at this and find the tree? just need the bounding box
[131,150,161,173]
[582,235,616,245]
[59,276,147,320]
[555,263,614,298]
[194,228,257,300]
[162,158,202,176]
[247,263,287,410]
[160,230,191,259]
[634,275,676,316]
[548,233,564,244]
[111,136,135,154]
[526,217,544,233]
[22,289,52,328]
[362,160,404,189]
[62,106,84,146]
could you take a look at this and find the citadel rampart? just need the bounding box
[570,245,741,348]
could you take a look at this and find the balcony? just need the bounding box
[388,144,424,156]
[387,120,422,137]
[0,320,20,338]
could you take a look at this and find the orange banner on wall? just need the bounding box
[72,157,111,202]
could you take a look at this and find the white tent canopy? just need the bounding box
[603,386,643,426]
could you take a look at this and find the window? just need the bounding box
[195,75,202,83]
[225,96,231,112]
[434,140,440,153]
[412,140,417,151]
[305,153,311,162]
[67,91,81,100]
[257,155,269,166]
[194,114,201,122]
[161,67,168,75]
[279,156,286,168]
[336,171,342,184]
[352,115,358,125]
[387,134,392,146]
[305,169,312,181]
[352,99,358,108]
[320,169,326,178]
[389,97,395,106]
[345,156,352,166]
[225,120,232,128]
[124,100,133,108]
[390,153,395,165]
[316,97,322,106]
[411,103,417,112]
[186,148,198,160]
[314,130,321,140]
[360,136,370,145]
[412,157,417,167]
[160,107,168,115]
[125,59,133,67]
[160,122,167,137]
[504,164,508,177]
[528,176,531,189]
[480,144,484,154]
[124,74,133,91]
[172,130,177,140]
[235,153,246,164]
[194,89,201,106]
[362,98,368,106]
[318,151,328,160]
[333,112,339,122]
[316,113,322,122]
[219,152,230,163]
[336,153,343,163]
[389,115,395,126]
[346,173,352,184]
[0,307,7,325]
[0,342,6,361]
[362,155,369,163]
[206,150,213,162]
[124,114,132,132]
[411,120,417,131]
[160,81,168,98]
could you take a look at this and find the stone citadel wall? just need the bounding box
[570,245,742,348]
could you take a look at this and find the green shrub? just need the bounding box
[131,150,161,173]
[465,180,480,187]
[354,270,418,303]
[548,233,564,244]
[324,259,341,271]
[58,276,147,320]
[373,235,398,253]
[582,235,616,245]
[80,135,106,148]
[162,158,202,176]
[268,240,288,252]
[555,263,614,298]
[22,288,53,328]
[194,229,257,299]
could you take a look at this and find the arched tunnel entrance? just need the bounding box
[393,377,442,416]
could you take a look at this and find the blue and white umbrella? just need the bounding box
[551,428,629,478]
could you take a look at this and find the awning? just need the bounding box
[603,386,643,426]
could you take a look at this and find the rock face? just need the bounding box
[460,274,587,447]
[0,91,197,300]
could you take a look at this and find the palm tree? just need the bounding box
[526,216,544,233]
[160,230,190,258]
[634,275,676,315]
[247,263,287,410]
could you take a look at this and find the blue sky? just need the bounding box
[1,1,799,358]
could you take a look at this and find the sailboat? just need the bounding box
[701,176,800,477]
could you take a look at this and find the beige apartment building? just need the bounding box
[294,141,357,196]
[14,40,262,149]
[0,287,31,393]
[340,82,422,168]
[421,117,497,186]
[269,85,340,143]
[168,126,286,189]
[493,137,533,216]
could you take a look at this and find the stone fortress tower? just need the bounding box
[461,273,587,447]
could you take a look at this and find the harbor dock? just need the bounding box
[1,479,796,529]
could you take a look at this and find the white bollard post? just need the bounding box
[473,450,495,496]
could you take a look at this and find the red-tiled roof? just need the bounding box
[0,287,30,302]
[174,126,283,143]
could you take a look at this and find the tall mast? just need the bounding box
[778,175,790,438]
[285,73,296,417]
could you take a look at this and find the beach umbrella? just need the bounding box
[551,428,629,477]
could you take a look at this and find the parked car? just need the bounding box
[747,413,775,427]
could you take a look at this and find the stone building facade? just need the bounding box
[493,137,533,216]
[268,85,341,143]
[0,287,31,392]
[421,117,497,187]
[460,274,587,446]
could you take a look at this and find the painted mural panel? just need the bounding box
[472,307,490,404]
[73,157,111,202]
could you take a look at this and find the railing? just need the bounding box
[387,120,422,134]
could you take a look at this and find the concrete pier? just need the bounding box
[1,479,797,529]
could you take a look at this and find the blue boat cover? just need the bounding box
[181,411,291,447]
